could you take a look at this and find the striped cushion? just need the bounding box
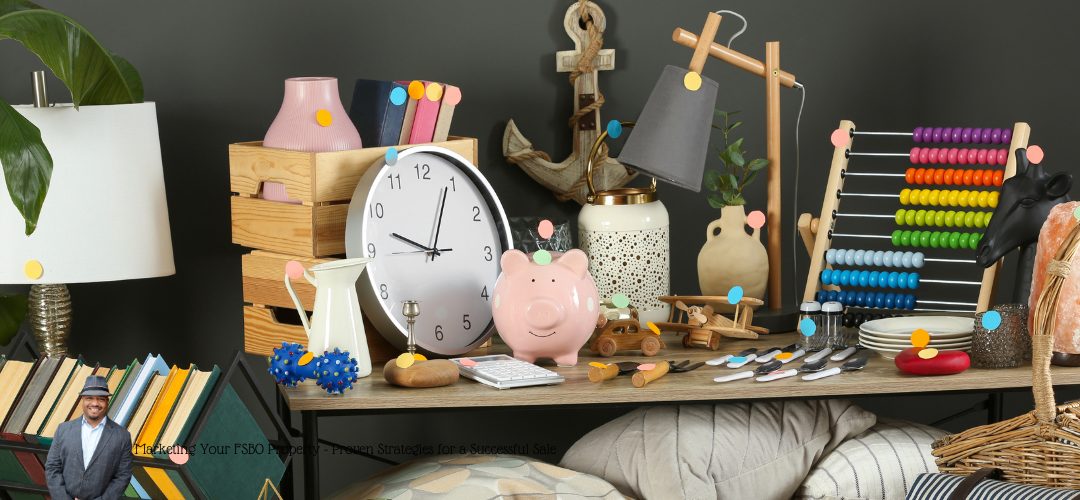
[797,419,946,500]
[906,472,1080,499]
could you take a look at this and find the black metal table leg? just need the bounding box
[277,391,294,500]
[988,392,1004,423]
[303,411,319,499]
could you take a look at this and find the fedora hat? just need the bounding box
[79,375,111,397]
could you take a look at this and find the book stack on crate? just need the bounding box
[0,353,284,499]
[230,136,479,358]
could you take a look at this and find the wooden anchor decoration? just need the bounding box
[503,1,635,205]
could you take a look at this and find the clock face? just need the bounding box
[345,147,512,356]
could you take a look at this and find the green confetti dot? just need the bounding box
[533,249,552,265]
[1074,205,1080,221]
[612,293,630,308]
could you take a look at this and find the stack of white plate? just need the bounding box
[859,316,974,359]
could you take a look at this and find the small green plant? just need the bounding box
[703,110,768,208]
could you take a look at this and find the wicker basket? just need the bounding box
[931,221,1080,489]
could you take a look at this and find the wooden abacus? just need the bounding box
[800,121,1030,326]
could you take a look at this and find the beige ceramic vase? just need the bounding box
[697,205,769,307]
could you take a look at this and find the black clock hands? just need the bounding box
[391,232,442,256]
[430,187,449,261]
[390,248,453,255]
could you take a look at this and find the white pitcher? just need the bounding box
[284,258,373,378]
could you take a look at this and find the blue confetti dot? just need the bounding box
[727,285,744,305]
[799,318,817,337]
[390,87,407,106]
[385,147,398,166]
[728,356,746,364]
[982,310,1002,330]
[607,120,623,139]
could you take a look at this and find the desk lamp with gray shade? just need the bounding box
[0,75,175,356]
[617,11,804,331]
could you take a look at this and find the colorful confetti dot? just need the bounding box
[1073,205,1080,222]
[533,249,552,265]
[607,120,623,139]
[298,352,314,366]
[459,358,477,367]
[775,352,794,361]
[830,128,850,148]
[23,260,43,280]
[917,347,940,360]
[389,87,407,106]
[315,109,333,127]
[747,210,766,230]
[1027,145,1044,164]
[442,85,462,106]
[646,321,661,335]
[728,356,747,364]
[911,328,930,348]
[413,353,427,361]
[637,363,656,371]
[612,293,631,308]
[285,260,305,280]
[537,219,554,239]
[589,362,608,369]
[395,352,415,369]
[727,285,744,304]
[407,80,425,99]
[683,71,702,91]
[425,82,443,101]
[982,311,1002,330]
[169,449,190,465]
[799,318,817,337]
[385,147,398,166]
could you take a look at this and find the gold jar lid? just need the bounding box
[586,121,658,206]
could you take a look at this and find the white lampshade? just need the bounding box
[0,102,174,284]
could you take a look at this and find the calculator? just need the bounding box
[450,354,565,389]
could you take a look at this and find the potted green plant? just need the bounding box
[698,110,770,303]
[0,0,143,343]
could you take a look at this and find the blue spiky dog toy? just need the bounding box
[267,342,317,387]
[314,348,359,395]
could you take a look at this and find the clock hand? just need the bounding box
[431,187,449,261]
[391,232,441,256]
[390,248,453,255]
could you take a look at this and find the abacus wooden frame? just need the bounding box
[801,120,1031,312]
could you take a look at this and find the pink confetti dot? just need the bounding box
[1027,145,1044,164]
[537,219,554,239]
[830,128,850,148]
[169,449,190,465]
[460,358,478,367]
[637,363,656,371]
[285,261,305,279]
[747,210,766,229]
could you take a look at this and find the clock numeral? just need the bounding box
[449,176,456,192]
[413,163,431,180]
[481,286,489,301]
[435,325,444,341]
[472,206,481,222]
[367,243,376,258]
[370,203,384,219]
[380,283,389,299]
[463,314,472,330]
[483,246,493,261]
[386,173,401,190]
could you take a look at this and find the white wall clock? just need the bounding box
[345,146,512,356]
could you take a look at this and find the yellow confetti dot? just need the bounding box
[917,347,939,360]
[315,109,333,127]
[407,80,425,99]
[911,328,930,348]
[413,353,427,361]
[298,352,314,366]
[425,82,444,101]
[395,352,415,369]
[23,260,43,280]
[589,362,609,369]
[646,321,661,335]
[775,352,793,361]
[683,71,702,91]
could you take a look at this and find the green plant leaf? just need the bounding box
[729,194,746,206]
[744,168,761,188]
[707,194,726,209]
[714,109,729,121]
[704,169,721,192]
[0,97,51,235]
[0,293,27,346]
[727,142,745,168]
[726,121,742,134]
[727,110,741,116]
[727,174,739,192]
[748,158,769,171]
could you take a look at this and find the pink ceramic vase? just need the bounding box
[263,77,362,152]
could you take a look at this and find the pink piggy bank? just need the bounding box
[493,249,600,366]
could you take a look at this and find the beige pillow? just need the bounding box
[559,400,876,500]
[332,454,628,499]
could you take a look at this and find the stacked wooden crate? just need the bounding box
[229,138,480,359]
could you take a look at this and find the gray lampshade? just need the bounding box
[618,65,718,192]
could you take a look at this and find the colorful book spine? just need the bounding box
[350,79,408,147]
[431,84,462,142]
[408,81,443,144]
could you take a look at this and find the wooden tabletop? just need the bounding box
[279,333,1080,411]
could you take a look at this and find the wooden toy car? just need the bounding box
[590,317,665,357]
[654,295,770,351]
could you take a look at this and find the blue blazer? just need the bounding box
[44,417,133,500]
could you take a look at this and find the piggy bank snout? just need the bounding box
[525,299,564,330]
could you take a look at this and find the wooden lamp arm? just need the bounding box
[673,28,798,88]
[689,13,723,74]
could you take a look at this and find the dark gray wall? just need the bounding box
[2,1,1078,495]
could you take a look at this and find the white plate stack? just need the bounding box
[859,316,974,359]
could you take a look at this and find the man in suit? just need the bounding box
[45,375,134,500]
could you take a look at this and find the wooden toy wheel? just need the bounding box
[708,334,721,351]
[641,336,662,356]
[597,338,618,357]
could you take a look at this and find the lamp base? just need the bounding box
[753,307,799,335]
[27,284,71,357]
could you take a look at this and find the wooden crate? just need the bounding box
[241,250,396,362]
[230,137,479,257]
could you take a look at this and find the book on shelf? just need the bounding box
[408,80,442,144]
[350,79,409,148]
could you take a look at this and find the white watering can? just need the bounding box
[284,258,373,378]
